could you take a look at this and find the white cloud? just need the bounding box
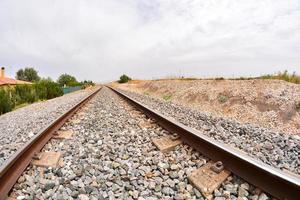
[0,0,299,81]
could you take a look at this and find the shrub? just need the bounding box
[81,80,95,89]
[163,94,172,101]
[215,77,225,80]
[45,82,63,99]
[15,85,36,104]
[218,95,228,103]
[0,88,13,114]
[0,80,63,115]
[35,79,63,99]
[296,101,300,109]
[119,74,132,83]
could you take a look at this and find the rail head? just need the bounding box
[108,86,300,200]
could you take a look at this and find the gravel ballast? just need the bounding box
[0,89,94,167]
[117,88,300,175]
[10,88,271,199]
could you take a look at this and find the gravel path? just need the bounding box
[0,89,95,167]
[10,88,271,200]
[117,89,300,175]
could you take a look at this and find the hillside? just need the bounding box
[117,79,300,134]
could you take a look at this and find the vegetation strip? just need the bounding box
[109,86,300,199]
[0,87,101,200]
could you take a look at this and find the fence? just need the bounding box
[62,86,82,94]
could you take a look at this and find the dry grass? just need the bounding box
[260,70,300,84]
[148,70,299,84]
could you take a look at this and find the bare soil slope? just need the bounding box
[117,79,300,134]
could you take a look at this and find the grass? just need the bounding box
[13,103,29,110]
[218,95,228,103]
[163,94,172,101]
[13,99,46,111]
[152,70,299,84]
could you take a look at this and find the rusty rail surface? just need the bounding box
[0,87,101,200]
[109,86,300,200]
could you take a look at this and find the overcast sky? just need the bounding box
[0,0,299,82]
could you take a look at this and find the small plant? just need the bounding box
[296,101,300,109]
[215,77,225,80]
[118,74,132,83]
[143,91,150,96]
[163,94,172,101]
[218,95,228,103]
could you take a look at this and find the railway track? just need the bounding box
[108,87,300,199]
[0,86,299,199]
[0,87,101,200]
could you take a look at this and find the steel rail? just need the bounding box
[109,86,300,200]
[0,87,101,200]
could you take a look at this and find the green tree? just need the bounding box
[16,69,26,80]
[118,74,132,83]
[16,67,40,82]
[80,80,95,88]
[57,74,79,87]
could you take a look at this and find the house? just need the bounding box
[0,67,32,86]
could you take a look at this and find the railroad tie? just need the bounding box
[188,161,231,200]
[31,152,62,168]
[152,136,182,153]
[53,130,73,139]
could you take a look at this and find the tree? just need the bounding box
[16,69,26,80]
[57,74,78,87]
[16,67,40,82]
[80,80,95,89]
[118,74,131,83]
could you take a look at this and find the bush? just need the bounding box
[296,101,300,109]
[215,77,225,80]
[119,74,132,83]
[35,79,63,99]
[0,80,63,115]
[15,85,36,104]
[163,94,172,101]
[80,80,95,89]
[0,88,14,114]
[218,95,228,103]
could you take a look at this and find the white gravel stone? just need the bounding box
[0,89,94,166]
[119,89,300,175]
[8,88,274,199]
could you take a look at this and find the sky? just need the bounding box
[0,0,300,82]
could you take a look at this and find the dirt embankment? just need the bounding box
[117,79,300,134]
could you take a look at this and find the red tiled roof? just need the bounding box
[0,77,32,86]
